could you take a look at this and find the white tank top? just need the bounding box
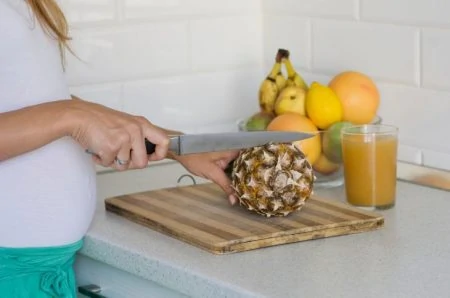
[0,0,96,247]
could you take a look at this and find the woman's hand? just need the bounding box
[171,150,240,205]
[68,98,170,170]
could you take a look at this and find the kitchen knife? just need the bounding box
[145,131,315,155]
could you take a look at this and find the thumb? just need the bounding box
[207,166,238,206]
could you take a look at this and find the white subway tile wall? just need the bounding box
[263,0,450,170]
[422,28,450,90]
[263,16,310,69]
[121,69,261,132]
[123,0,260,20]
[190,17,262,71]
[361,0,450,27]
[312,20,418,85]
[66,22,191,85]
[70,83,122,111]
[62,0,263,135]
[61,0,450,171]
[262,0,356,19]
[59,0,117,24]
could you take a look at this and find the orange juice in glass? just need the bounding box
[341,124,398,210]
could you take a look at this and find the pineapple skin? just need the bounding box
[230,142,315,217]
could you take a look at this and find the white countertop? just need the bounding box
[78,170,450,298]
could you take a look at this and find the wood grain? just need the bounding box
[105,183,384,254]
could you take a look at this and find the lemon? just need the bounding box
[305,81,343,130]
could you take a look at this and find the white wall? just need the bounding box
[60,0,450,171]
[60,0,263,134]
[262,0,450,170]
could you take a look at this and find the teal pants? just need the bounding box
[0,239,83,298]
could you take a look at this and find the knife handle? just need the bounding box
[145,139,156,155]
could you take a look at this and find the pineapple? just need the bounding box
[230,142,315,217]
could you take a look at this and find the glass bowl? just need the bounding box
[236,115,382,188]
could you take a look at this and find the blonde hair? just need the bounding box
[27,0,72,66]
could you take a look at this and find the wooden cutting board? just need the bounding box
[105,183,384,255]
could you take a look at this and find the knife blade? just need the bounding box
[145,131,315,155]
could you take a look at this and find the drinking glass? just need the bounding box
[341,124,398,210]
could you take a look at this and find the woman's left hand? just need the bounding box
[172,150,240,205]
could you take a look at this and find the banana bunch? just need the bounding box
[258,49,308,115]
[258,51,285,114]
[279,49,308,91]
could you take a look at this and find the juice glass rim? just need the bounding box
[341,124,398,136]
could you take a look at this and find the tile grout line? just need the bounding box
[115,0,124,23]
[119,81,125,112]
[259,13,265,73]
[68,64,450,96]
[68,14,262,31]
[355,0,361,21]
[307,19,313,71]
[416,28,423,88]
[186,20,193,72]
[116,0,125,113]
[261,14,450,30]
[66,65,262,88]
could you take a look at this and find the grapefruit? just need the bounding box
[267,113,321,165]
[328,71,380,124]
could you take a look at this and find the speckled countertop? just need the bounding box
[78,170,450,298]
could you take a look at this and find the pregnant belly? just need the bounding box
[0,137,97,247]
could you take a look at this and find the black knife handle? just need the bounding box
[145,139,156,155]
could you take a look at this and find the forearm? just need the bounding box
[0,100,73,161]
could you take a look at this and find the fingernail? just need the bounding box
[228,195,237,205]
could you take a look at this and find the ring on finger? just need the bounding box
[115,158,130,166]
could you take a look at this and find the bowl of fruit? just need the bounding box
[237,48,382,188]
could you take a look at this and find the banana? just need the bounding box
[279,49,308,91]
[275,71,286,91]
[258,54,284,114]
[258,73,278,114]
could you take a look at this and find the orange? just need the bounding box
[267,113,321,165]
[312,153,340,175]
[328,71,380,124]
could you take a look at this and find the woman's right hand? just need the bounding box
[67,98,170,170]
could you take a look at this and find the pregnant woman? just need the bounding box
[0,0,238,296]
